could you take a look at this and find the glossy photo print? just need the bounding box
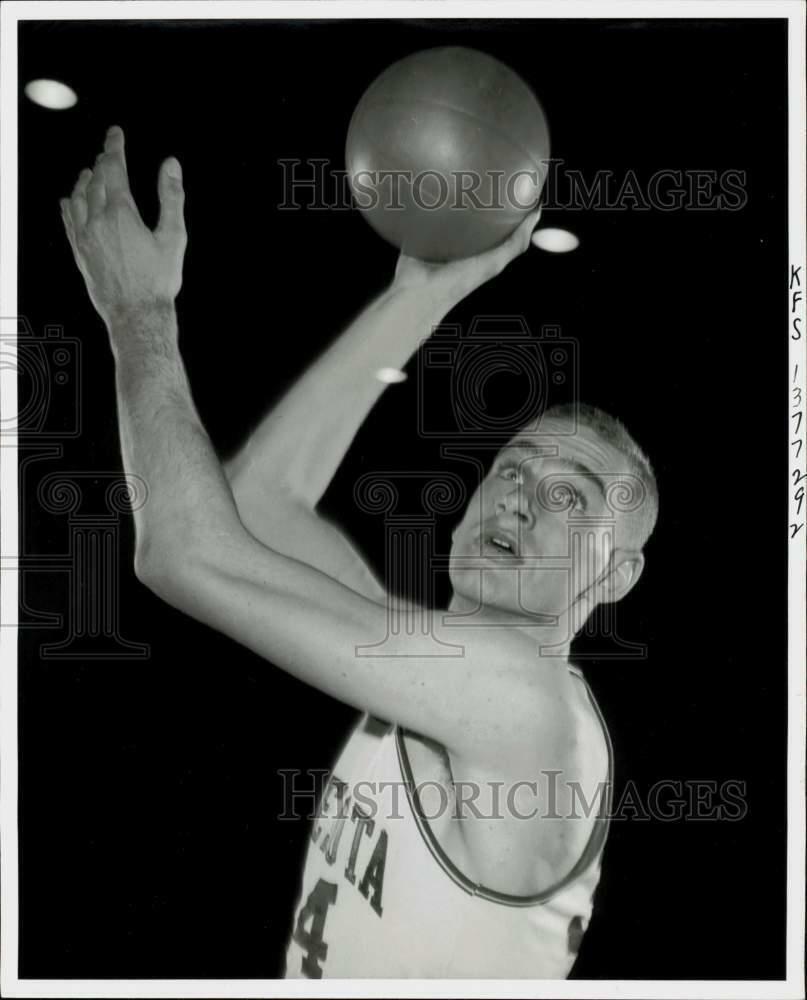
[0,3,804,998]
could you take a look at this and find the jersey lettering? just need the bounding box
[311,775,347,846]
[358,828,387,916]
[344,804,374,885]
[291,877,338,979]
[318,779,350,865]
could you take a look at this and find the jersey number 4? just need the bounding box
[292,878,338,978]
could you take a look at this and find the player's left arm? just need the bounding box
[60,127,568,762]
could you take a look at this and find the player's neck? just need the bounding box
[445,591,572,661]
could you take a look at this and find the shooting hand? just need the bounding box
[391,206,542,307]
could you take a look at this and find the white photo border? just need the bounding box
[1,2,804,998]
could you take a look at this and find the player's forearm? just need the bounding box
[227,208,542,517]
[227,282,454,511]
[109,303,243,570]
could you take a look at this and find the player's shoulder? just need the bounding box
[453,647,580,768]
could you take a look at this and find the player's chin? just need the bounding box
[447,563,480,604]
[448,564,519,611]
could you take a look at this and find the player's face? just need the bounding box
[448,418,637,621]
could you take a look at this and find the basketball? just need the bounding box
[345,46,550,262]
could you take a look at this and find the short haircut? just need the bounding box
[539,402,659,549]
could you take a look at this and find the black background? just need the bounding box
[17,17,787,980]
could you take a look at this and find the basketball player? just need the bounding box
[61,127,658,979]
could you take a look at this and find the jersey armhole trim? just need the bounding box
[394,675,615,909]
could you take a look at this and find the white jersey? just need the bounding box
[284,665,613,979]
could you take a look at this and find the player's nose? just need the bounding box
[495,487,534,528]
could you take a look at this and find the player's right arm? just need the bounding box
[225,212,541,600]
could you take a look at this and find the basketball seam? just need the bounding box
[351,95,550,176]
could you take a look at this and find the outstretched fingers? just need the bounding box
[59,198,76,247]
[86,164,107,219]
[103,125,128,172]
[156,157,186,241]
[96,124,131,199]
[67,126,132,232]
[66,167,91,229]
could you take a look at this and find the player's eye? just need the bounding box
[498,465,521,483]
[571,489,587,513]
[556,482,587,513]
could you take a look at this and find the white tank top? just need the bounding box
[284,666,613,979]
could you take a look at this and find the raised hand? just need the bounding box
[60,126,187,327]
[391,205,542,306]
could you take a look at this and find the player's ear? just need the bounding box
[598,549,645,604]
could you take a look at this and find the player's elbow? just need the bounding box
[133,528,247,626]
[134,541,167,594]
[133,535,194,606]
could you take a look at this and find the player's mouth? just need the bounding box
[479,528,523,563]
